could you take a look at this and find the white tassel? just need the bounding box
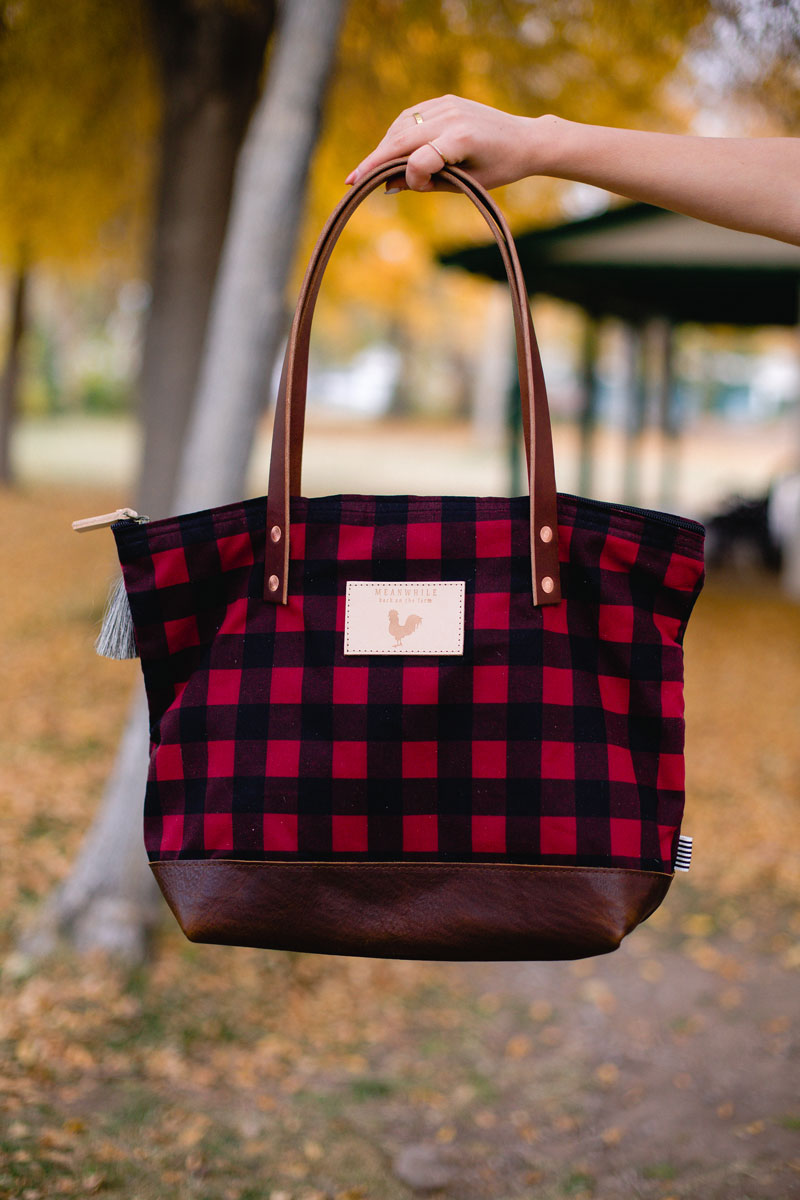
[95,574,138,659]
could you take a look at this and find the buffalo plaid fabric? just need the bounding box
[113,492,704,873]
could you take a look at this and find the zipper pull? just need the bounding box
[72,508,149,532]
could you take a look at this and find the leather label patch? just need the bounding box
[344,581,465,656]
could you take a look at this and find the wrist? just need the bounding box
[530,113,583,179]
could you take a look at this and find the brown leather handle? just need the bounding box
[270,163,538,521]
[284,170,535,492]
[273,163,540,501]
[264,158,561,607]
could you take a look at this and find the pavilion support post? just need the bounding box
[654,317,680,511]
[780,483,800,600]
[622,320,647,506]
[780,302,800,599]
[475,283,514,451]
[507,369,523,497]
[578,313,600,497]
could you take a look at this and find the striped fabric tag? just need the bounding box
[674,835,693,872]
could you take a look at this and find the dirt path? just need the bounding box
[3,894,797,1200]
[449,886,799,1199]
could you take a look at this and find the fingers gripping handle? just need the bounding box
[264,158,561,607]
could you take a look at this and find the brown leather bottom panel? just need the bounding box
[150,860,673,961]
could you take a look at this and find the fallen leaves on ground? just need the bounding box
[0,485,798,1200]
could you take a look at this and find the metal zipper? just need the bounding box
[71,498,701,537]
[562,493,704,534]
[72,508,150,532]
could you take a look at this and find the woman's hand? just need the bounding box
[345,94,800,246]
[344,95,553,192]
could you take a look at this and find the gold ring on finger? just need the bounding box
[426,139,453,165]
[412,111,424,124]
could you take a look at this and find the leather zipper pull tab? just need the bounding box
[72,508,148,532]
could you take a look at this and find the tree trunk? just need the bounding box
[137,0,275,519]
[0,262,28,486]
[18,688,160,962]
[174,0,347,511]
[20,0,346,966]
[20,0,274,964]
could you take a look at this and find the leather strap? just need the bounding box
[286,171,534,488]
[264,158,561,607]
[268,165,540,562]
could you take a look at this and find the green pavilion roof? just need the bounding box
[440,200,800,326]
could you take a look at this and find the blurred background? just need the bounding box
[1,2,799,1199]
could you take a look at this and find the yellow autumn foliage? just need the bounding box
[0,0,712,300]
[300,0,711,360]
[0,0,157,271]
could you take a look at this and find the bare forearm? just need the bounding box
[533,115,800,245]
[347,96,800,246]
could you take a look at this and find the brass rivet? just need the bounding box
[268,574,280,592]
[541,575,554,594]
[270,525,282,543]
[540,525,553,543]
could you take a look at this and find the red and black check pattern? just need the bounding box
[113,493,704,873]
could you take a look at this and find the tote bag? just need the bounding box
[108,160,705,961]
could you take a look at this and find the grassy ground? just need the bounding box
[0,483,798,1200]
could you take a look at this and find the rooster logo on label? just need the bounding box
[388,609,422,647]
